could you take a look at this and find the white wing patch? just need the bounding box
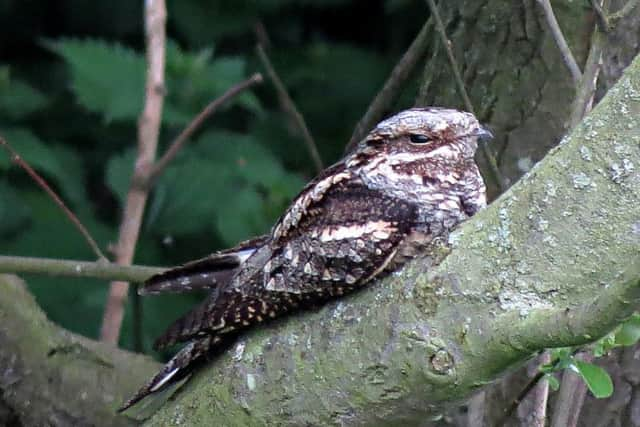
[314,220,397,242]
[235,249,255,263]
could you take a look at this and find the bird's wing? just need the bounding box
[255,175,419,294]
[139,235,268,295]
[152,176,419,350]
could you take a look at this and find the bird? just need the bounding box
[119,107,491,412]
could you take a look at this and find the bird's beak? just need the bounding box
[474,126,494,143]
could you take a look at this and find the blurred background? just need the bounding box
[0,0,430,355]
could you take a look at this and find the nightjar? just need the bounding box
[120,107,490,411]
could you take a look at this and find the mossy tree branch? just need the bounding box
[0,274,160,427]
[143,53,640,425]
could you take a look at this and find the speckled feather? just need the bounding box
[120,107,488,411]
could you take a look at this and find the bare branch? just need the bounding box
[536,0,583,86]
[256,44,323,173]
[424,0,506,191]
[146,72,264,186]
[0,255,163,283]
[100,0,167,345]
[569,27,605,129]
[346,17,433,151]
[551,353,593,427]
[609,0,640,24]
[591,0,611,32]
[522,352,551,426]
[0,135,107,261]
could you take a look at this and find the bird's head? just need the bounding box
[359,107,492,162]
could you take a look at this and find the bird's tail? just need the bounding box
[139,235,267,295]
[139,254,241,295]
[118,335,218,413]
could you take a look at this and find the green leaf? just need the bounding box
[0,182,31,236]
[163,46,259,126]
[147,131,302,240]
[572,361,613,398]
[544,374,560,391]
[44,38,145,122]
[549,347,573,370]
[615,314,640,346]
[214,188,269,245]
[593,332,616,357]
[0,75,49,119]
[106,148,136,206]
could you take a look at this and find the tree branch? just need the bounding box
[569,1,608,129]
[609,0,640,25]
[145,73,264,187]
[536,0,583,86]
[346,16,433,151]
[0,274,160,426]
[143,52,640,426]
[0,255,163,283]
[256,44,323,174]
[424,0,505,192]
[0,136,107,261]
[100,0,167,344]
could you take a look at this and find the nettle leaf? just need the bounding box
[0,182,31,236]
[45,38,260,126]
[44,38,145,122]
[571,361,614,399]
[148,131,303,241]
[0,73,49,119]
[106,148,136,206]
[214,188,269,245]
[148,152,231,236]
[164,43,260,125]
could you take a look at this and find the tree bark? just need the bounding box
[0,274,160,427]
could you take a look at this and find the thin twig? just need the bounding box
[536,0,583,86]
[256,44,323,173]
[570,0,609,130]
[466,391,485,427]
[569,26,605,129]
[146,72,264,186]
[590,0,611,32]
[498,350,559,425]
[0,136,107,261]
[501,371,546,424]
[100,0,167,345]
[551,352,593,427]
[346,17,433,151]
[0,255,163,282]
[426,0,473,112]
[609,0,640,24]
[525,351,551,427]
[425,0,506,191]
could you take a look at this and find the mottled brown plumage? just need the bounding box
[120,107,490,411]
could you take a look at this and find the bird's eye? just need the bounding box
[409,134,431,144]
